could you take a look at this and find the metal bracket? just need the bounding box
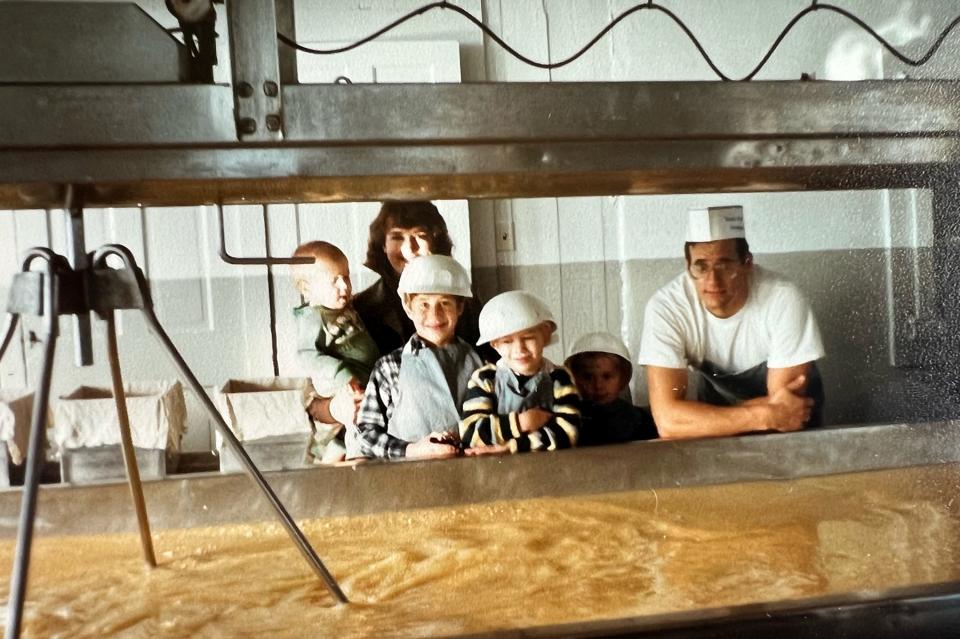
[216,204,311,265]
[226,0,283,140]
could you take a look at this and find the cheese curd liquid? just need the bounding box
[2,464,959,638]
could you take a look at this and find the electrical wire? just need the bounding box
[276,0,960,82]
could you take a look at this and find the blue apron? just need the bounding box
[388,338,482,443]
[493,361,556,414]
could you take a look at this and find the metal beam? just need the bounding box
[4,81,958,148]
[0,85,236,147]
[0,81,958,208]
[281,81,960,142]
[0,139,953,209]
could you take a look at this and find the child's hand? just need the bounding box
[407,433,459,460]
[464,444,509,456]
[517,408,552,433]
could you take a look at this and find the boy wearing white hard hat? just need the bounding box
[638,205,825,440]
[355,255,483,460]
[459,290,581,454]
[565,332,657,445]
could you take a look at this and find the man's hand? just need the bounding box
[406,433,459,460]
[517,408,552,433]
[765,375,813,432]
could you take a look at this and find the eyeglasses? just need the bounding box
[688,259,744,280]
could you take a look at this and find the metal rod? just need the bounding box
[63,186,93,367]
[91,244,348,604]
[140,308,349,602]
[104,314,156,568]
[5,255,60,639]
[217,204,312,266]
[0,313,19,363]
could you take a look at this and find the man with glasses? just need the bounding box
[638,206,825,439]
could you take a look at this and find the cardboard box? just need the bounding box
[52,381,186,453]
[0,387,34,467]
[217,434,312,475]
[60,445,170,484]
[213,377,313,472]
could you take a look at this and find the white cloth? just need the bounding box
[638,266,824,374]
[54,381,186,451]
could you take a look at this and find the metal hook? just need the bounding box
[216,204,312,266]
[20,247,64,272]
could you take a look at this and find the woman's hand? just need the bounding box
[330,378,366,425]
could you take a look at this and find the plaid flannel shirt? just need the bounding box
[355,343,408,459]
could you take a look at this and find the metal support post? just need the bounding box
[4,249,64,639]
[274,0,298,85]
[63,185,93,367]
[226,0,283,141]
[104,314,156,567]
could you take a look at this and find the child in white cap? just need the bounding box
[459,291,581,454]
[291,241,380,462]
[355,255,483,460]
[565,332,657,446]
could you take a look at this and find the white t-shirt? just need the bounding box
[638,266,825,374]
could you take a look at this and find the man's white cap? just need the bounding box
[685,206,745,243]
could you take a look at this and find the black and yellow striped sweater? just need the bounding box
[459,362,581,453]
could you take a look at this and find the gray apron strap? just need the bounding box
[494,363,555,414]
[696,360,825,428]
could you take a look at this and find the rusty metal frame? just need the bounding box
[0,80,958,209]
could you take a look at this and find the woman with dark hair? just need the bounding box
[354,201,492,360]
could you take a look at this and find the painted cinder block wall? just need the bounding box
[2,1,960,453]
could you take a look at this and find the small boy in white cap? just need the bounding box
[356,255,483,460]
[291,241,380,462]
[459,291,581,454]
[639,205,825,440]
[565,332,657,446]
